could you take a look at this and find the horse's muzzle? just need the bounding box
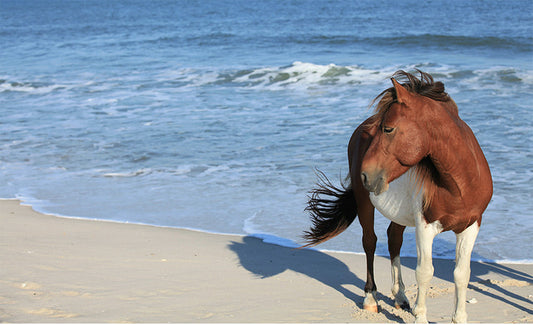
[361,170,389,195]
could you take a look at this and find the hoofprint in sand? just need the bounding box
[0,199,531,323]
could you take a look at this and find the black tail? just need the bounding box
[302,170,357,247]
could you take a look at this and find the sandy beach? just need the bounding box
[0,199,531,323]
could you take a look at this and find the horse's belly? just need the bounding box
[369,168,423,227]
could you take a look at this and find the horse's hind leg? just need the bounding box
[387,222,410,310]
[452,222,479,323]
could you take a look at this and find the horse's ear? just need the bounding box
[391,78,411,104]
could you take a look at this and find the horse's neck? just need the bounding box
[424,117,492,231]
[427,121,482,198]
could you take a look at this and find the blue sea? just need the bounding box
[1,0,532,263]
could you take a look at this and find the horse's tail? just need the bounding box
[302,170,357,247]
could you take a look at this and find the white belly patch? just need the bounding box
[369,168,424,227]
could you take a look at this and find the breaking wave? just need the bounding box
[2,63,530,97]
[170,62,533,91]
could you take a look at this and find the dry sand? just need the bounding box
[0,199,531,323]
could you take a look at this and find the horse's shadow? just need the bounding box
[228,236,405,322]
[228,235,533,320]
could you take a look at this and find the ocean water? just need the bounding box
[1,0,532,262]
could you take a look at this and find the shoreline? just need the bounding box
[1,199,532,323]
[7,198,532,266]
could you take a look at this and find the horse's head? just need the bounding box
[361,77,433,195]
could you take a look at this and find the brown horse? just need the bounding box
[303,70,493,323]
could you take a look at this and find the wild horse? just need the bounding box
[304,70,492,323]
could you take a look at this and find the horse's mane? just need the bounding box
[368,70,454,212]
[371,70,455,123]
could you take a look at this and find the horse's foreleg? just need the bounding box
[387,222,409,310]
[362,230,378,312]
[413,215,442,323]
[357,199,378,312]
[452,222,479,323]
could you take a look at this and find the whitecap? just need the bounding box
[0,80,68,94]
[172,165,193,176]
[103,168,152,178]
[231,61,392,89]
[199,165,231,176]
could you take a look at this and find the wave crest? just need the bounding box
[172,62,532,91]
[0,79,69,94]
[177,62,396,90]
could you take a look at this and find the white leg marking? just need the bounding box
[413,215,442,323]
[452,222,479,323]
[391,256,409,309]
[363,290,378,313]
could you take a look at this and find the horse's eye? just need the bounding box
[383,127,395,134]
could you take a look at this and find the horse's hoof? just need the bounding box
[395,302,411,311]
[452,312,467,323]
[414,317,428,324]
[363,304,379,313]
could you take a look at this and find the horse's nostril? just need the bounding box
[361,172,368,186]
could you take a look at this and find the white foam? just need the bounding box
[0,81,67,94]
[103,168,153,178]
[231,61,394,90]
[243,212,262,235]
[129,63,533,93]
[515,69,533,84]
[172,165,193,176]
[200,165,231,176]
[243,212,301,248]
